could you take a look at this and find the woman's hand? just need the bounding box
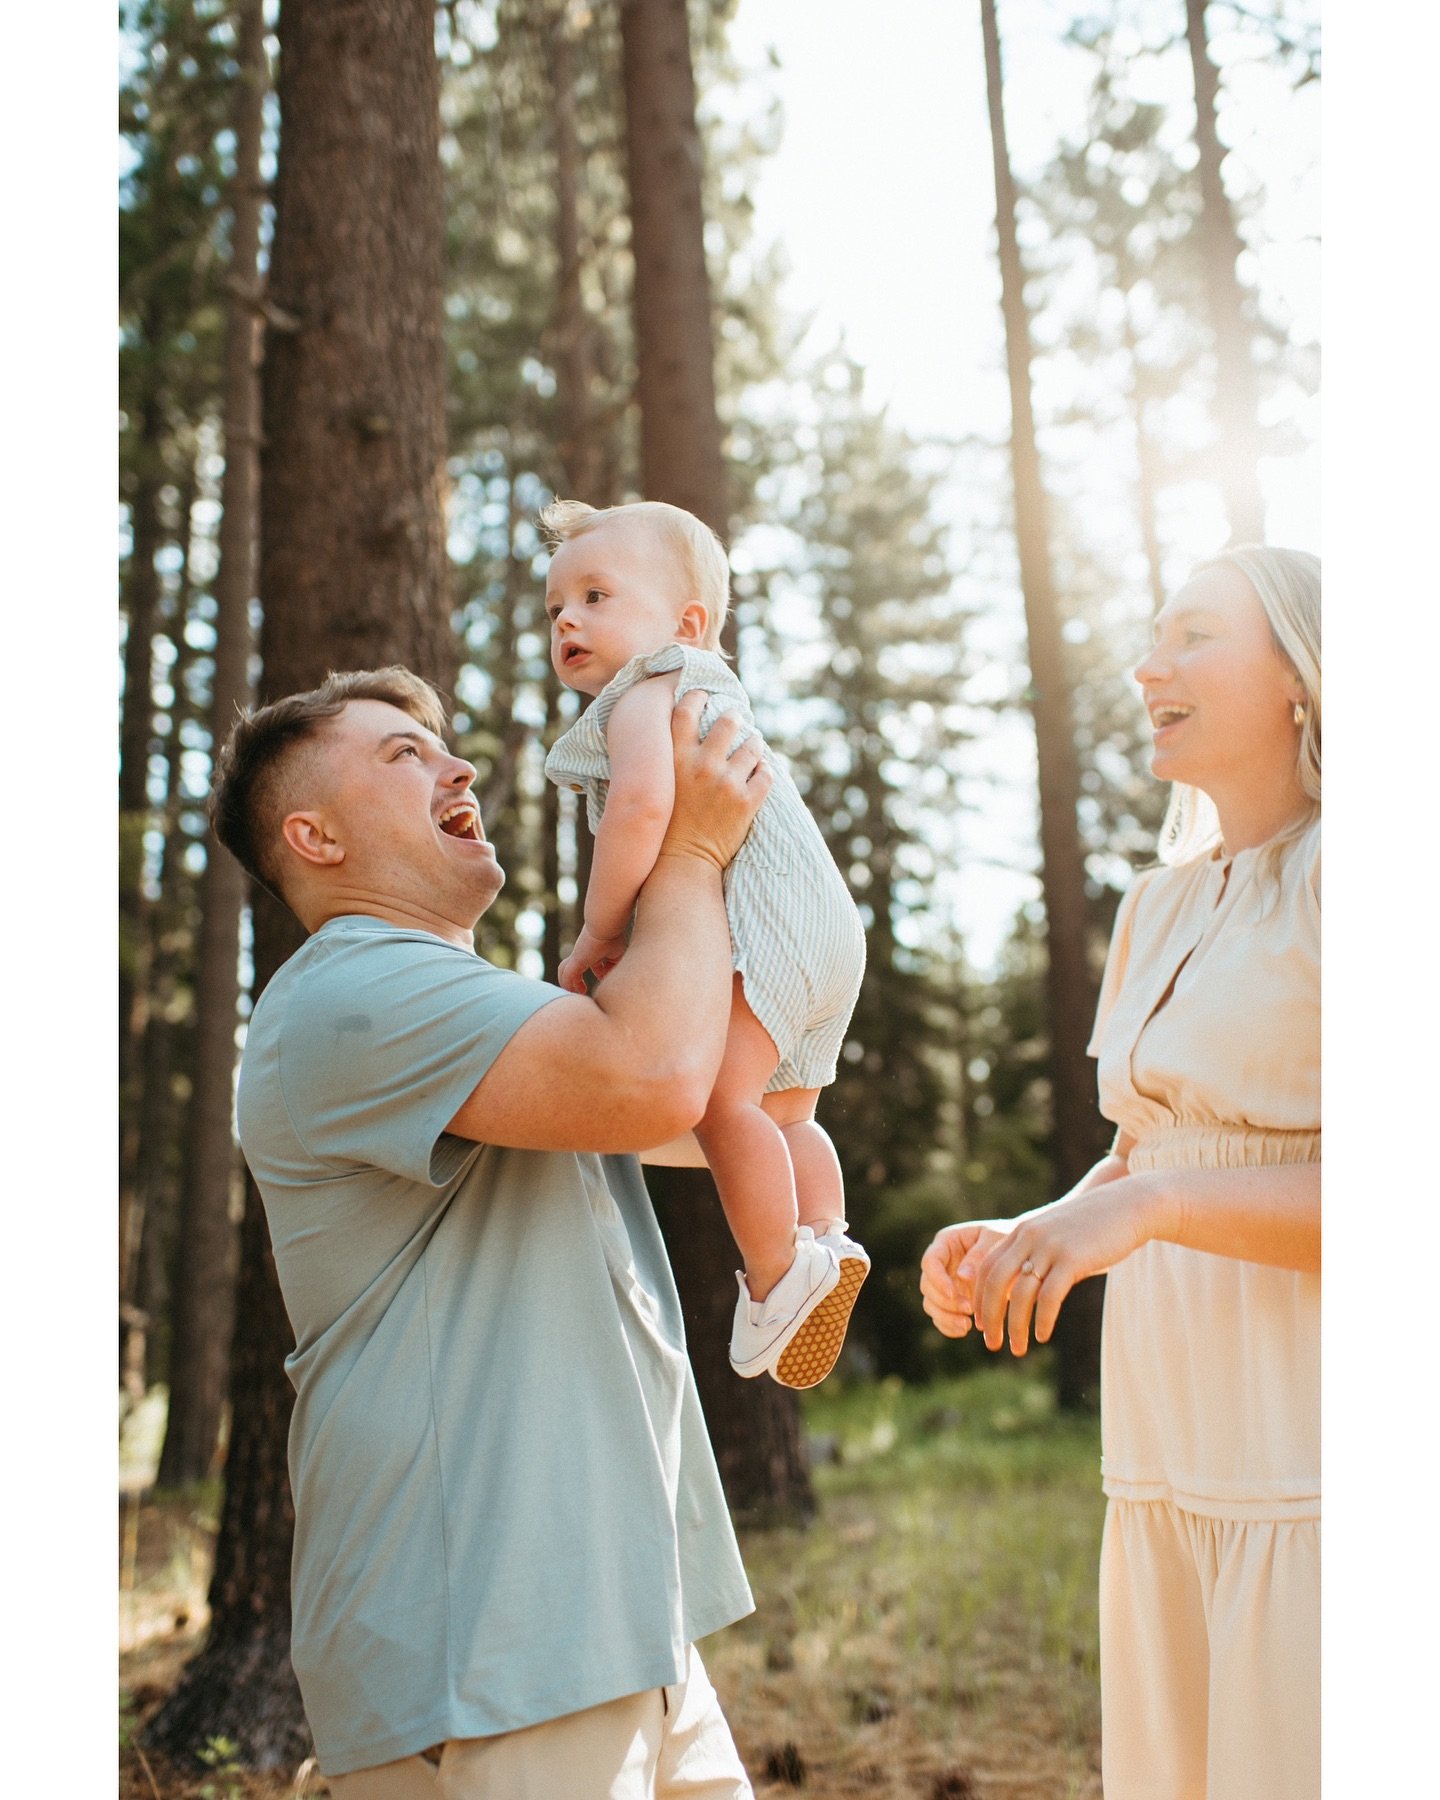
[964,1180,1162,1355]
[920,1220,1012,1338]
[557,925,630,993]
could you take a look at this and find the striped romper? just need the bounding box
[545,645,866,1095]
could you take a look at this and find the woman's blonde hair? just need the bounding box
[1156,544,1321,872]
[538,498,731,653]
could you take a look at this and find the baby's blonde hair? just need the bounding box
[538,498,731,653]
[1157,544,1321,874]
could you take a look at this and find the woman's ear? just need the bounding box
[281,811,346,870]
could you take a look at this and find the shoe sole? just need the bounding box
[773,1256,868,1390]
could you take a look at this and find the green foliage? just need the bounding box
[197,1733,245,1800]
[702,1367,1104,1788]
[804,1365,1102,1496]
[118,0,1316,1413]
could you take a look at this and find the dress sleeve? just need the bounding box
[1086,870,1155,1060]
[277,934,565,1186]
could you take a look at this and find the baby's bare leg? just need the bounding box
[762,1088,844,1232]
[693,977,796,1302]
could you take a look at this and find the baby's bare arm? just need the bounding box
[582,674,681,939]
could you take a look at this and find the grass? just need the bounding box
[121,1364,1104,1799]
[709,1364,1105,1798]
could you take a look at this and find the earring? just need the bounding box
[1293,700,1306,726]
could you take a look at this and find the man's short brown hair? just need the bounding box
[209,666,449,906]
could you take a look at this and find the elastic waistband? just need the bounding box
[1127,1125,1320,1172]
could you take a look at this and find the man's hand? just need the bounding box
[658,691,771,872]
[557,924,629,994]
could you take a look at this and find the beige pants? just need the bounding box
[1099,1499,1319,1800]
[323,1646,752,1800]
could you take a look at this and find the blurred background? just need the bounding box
[117,1,1318,1792]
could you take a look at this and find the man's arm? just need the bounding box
[446,693,768,1152]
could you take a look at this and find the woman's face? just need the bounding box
[1134,563,1304,803]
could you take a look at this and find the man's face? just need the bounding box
[293,699,504,938]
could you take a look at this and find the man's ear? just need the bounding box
[281,811,346,870]
[674,601,708,646]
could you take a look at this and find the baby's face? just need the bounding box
[546,519,700,696]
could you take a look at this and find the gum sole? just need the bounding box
[774,1257,868,1390]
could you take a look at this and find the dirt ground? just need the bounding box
[121,1472,1103,1800]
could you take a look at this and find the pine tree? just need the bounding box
[157,0,268,1491]
[773,355,972,1375]
[979,0,1107,1408]
[145,0,455,1766]
[618,0,810,1522]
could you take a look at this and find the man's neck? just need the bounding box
[306,892,478,951]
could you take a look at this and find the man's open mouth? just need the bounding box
[437,802,482,841]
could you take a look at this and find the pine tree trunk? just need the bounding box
[145,0,454,1768]
[647,1171,816,1525]
[619,0,811,1518]
[158,0,267,1491]
[1185,0,1266,546]
[257,0,455,698]
[143,1095,309,1771]
[120,388,167,1322]
[980,0,1107,1409]
[136,486,202,1393]
[1123,311,1168,619]
[618,0,730,557]
[550,5,609,505]
[120,375,176,1406]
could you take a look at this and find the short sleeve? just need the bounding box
[1087,871,1155,1059]
[277,930,564,1186]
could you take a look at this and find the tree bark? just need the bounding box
[647,1171,815,1525]
[125,476,200,1403]
[618,0,730,572]
[1123,310,1168,619]
[619,0,810,1516]
[120,369,178,1414]
[145,0,455,1768]
[980,0,1107,1409]
[1185,0,1266,546]
[549,4,609,506]
[158,0,267,1491]
[257,0,456,696]
[120,385,168,1289]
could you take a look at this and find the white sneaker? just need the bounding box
[813,1218,871,1274]
[728,1225,868,1389]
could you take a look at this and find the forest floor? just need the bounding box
[120,1365,1104,1800]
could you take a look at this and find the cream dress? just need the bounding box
[1087,821,1319,1800]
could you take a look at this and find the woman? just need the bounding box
[921,545,1320,1800]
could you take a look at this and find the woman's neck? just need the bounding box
[1211,770,1312,855]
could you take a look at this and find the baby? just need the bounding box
[542,498,869,1388]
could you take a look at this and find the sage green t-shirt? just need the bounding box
[236,914,753,1777]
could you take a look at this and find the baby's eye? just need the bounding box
[586,588,604,604]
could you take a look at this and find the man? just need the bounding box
[210,665,770,1799]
